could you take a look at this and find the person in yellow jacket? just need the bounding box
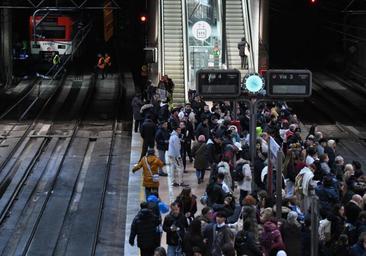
[132,148,164,199]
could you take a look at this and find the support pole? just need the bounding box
[249,98,257,164]
[0,8,13,87]
[275,150,283,219]
[267,138,272,197]
[311,196,319,256]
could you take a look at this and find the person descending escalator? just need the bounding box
[95,54,105,79]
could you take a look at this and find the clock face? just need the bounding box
[244,74,264,93]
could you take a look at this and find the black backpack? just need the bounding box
[232,163,245,182]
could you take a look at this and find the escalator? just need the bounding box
[161,0,186,104]
[225,0,246,71]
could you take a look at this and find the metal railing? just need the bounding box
[242,0,257,73]
[181,0,189,102]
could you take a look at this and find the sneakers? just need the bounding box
[172,182,179,187]
[159,172,168,177]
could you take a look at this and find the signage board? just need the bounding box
[196,69,241,99]
[266,69,312,97]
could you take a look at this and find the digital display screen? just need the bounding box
[272,85,307,94]
[197,70,240,98]
[266,70,312,97]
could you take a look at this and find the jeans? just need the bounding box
[158,150,166,173]
[195,169,205,181]
[167,245,182,256]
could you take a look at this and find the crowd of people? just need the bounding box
[129,78,366,256]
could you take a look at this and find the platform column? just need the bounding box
[0,7,13,88]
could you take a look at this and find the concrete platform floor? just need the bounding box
[124,127,208,255]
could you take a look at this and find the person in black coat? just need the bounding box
[195,117,210,141]
[131,94,143,133]
[182,219,207,256]
[129,202,160,256]
[158,101,170,122]
[235,221,262,256]
[155,121,170,176]
[163,202,189,255]
[140,116,157,160]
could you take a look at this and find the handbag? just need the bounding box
[144,157,159,183]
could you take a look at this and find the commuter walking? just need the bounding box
[155,121,169,176]
[192,135,209,184]
[132,94,143,133]
[163,202,189,256]
[104,53,112,77]
[140,115,157,160]
[132,148,164,199]
[203,211,235,256]
[237,37,250,69]
[129,202,161,256]
[168,126,187,187]
[96,54,105,79]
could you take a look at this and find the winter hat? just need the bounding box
[256,126,263,136]
[147,194,159,203]
[198,135,206,142]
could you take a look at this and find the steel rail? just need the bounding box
[0,72,69,224]
[21,75,97,255]
[91,76,123,255]
[0,73,67,180]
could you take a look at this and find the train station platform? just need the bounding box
[124,127,208,255]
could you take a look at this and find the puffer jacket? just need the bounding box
[129,208,160,249]
[132,155,164,188]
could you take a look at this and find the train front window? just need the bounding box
[36,25,66,39]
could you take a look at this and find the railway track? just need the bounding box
[0,74,126,255]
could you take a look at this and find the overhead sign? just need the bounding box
[192,21,211,41]
[266,69,312,97]
[104,0,114,42]
[196,69,241,99]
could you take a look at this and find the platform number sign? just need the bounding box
[266,69,312,98]
[196,69,241,99]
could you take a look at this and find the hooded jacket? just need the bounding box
[260,221,285,256]
[129,208,160,249]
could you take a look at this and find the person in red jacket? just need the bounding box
[96,54,105,79]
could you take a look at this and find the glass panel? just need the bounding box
[36,26,66,39]
[186,0,223,89]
